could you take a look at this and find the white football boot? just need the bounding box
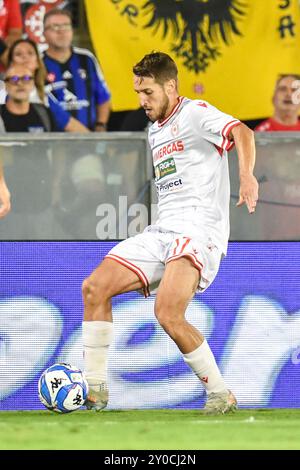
[85,382,108,411]
[203,389,237,415]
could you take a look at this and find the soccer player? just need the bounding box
[0,161,10,218]
[82,52,259,414]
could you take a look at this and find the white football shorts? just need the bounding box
[105,225,222,297]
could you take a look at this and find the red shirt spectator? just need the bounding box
[0,0,22,42]
[255,117,300,132]
[0,0,23,71]
[255,74,300,132]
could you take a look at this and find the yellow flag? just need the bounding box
[85,0,300,119]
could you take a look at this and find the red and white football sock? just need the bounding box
[82,320,113,386]
[183,339,228,394]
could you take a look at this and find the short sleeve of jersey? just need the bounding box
[189,100,240,152]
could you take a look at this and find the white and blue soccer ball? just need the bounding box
[38,363,89,413]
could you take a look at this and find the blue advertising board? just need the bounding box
[0,242,299,409]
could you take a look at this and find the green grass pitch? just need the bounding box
[0,409,299,450]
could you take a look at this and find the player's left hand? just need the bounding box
[236,174,259,214]
[0,186,11,218]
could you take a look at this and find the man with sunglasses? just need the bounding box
[0,64,56,132]
[0,63,59,236]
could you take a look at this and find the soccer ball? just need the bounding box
[38,363,89,413]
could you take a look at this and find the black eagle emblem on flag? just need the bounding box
[142,0,246,73]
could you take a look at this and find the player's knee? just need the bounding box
[82,276,108,307]
[155,299,185,337]
[158,316,178,338]
[155,304,175,331]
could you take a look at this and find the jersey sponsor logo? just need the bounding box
[45,81,67,93]
[155,157,177,181]
[61,89,89,110]
[153,140,184,163]
[158,178,183,193]
[63,88,78,102]
[62,99,90,111]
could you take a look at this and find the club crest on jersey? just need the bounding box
[78,68,87,80]
[62,70,73,80]
[171,121,179,137]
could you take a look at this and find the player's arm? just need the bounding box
[230,123,259,214]
[0,161,11,218]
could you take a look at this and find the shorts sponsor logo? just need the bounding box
[158,178,183,193]
[155,157,177,180]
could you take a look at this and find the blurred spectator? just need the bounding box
[42,8,111,131]
[120,107,150,131]
[255,74,300,131]
[0,0,22,69]
[0,38,90,132]
[0,63,57,231]
[8,38,45,102]
[0,63,56,131]
[20,0,75,46]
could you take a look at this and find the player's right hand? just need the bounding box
[236,174,259,214]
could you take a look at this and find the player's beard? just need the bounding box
[156,93,170,122]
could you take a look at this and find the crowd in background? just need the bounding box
[0,0,300,135]
[0,0,111,134]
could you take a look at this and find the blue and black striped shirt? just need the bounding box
[43,47,111,130]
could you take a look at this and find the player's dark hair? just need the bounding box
[133,52,178,85]
[43,8,72,26]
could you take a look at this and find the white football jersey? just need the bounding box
[148,97,240,255]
